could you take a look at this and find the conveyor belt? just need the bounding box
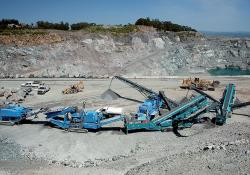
[111,76,157,97]
[159,91,177,110]
[100,115,124,126]
[222,84,234,112]
[191,85,219,103]
[152,95,206,125]
[111,76,177,107]
[232,101,250,109]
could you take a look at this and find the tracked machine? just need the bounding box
[124,83,250,134]
[45,76,177,132]
[107,76,249,134]
[44,106,125,132]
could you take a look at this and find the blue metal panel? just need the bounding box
[45,107,76,119]
[84,111,101,123]
[137,96,163,117]
[0,104,32,123]
[83,122,100,129]
[49,118,71,129]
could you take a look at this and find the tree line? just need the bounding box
[0,19,20,29]
[36,21,69,30]
[0,19,70,30]
[0,18,196,32]
[135,17,196,32]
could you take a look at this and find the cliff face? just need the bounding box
[0,30,249,78]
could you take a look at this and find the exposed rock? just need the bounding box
[81,39,93,45]
[0,89,5,97]
[93,37,116,53]
[7,93,25,103]
[174,36,180,42]
[0,99,8,106]
[229,49,239,57]
[151,38,165,49]
[0,31,249,77]
[132,37,145,50]
[4,90,12,98]
[246,40,250,48]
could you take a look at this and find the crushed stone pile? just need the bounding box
[100,89,120,100]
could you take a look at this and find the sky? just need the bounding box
[0,0,249,32]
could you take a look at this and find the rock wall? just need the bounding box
[0,30,249,78]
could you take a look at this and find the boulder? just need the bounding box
[229,49,239,57]
[246,41,250,48]
[11,88,18,93]
[7,93,24,103]
[174,36,180,42]
[16,89,27,98]
[93,38,116,53]
[132,37,145,50]
[151,38,165,49]
[0,89,5,97]
[4,90,12,98]
[81,39,93,45]
[0,99,8,107]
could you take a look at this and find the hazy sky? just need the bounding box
[0,0,249,32]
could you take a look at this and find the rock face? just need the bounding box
[0,30,249,78]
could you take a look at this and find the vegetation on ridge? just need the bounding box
[0,18,196,35]
[135,17,196,32]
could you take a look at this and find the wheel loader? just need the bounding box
[62,81,84,94]
[180,77,220,91]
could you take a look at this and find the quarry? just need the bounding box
[0,27,250,175]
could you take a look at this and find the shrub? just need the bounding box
[71,22,96,30]
[37,21,69,30]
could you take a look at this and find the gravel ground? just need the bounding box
[0,136,48,175]
[0,77,249,175]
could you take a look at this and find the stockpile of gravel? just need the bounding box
[100,89,120,100]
